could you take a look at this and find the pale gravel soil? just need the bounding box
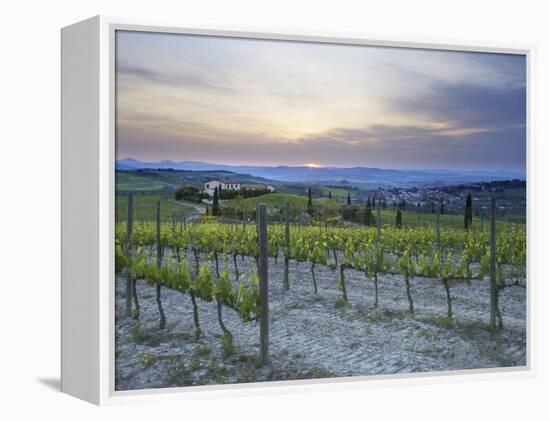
[115,252,526,391]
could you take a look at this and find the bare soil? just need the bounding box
[115,253,526,391]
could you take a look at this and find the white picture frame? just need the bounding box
[61,15,535,405]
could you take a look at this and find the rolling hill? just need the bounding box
[116,168,283,192]
[116,158,524,187]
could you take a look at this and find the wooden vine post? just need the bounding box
[339,264,348,302]
[436,204,441,254]
[480,207,484,230]
[324,208,330,261]
[489,197,497,330]
[374,202,381,307]
[283,203,290,291]
[257,203,269,366]
[376,203,381,247]
[156,201,166,329]
[125,193,134,317]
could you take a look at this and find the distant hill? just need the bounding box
[117,158,525,188]
[115,168,282,192]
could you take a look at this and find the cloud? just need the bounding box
[393,80,526,131]
[117,118,525,171]
[293,122,525,171]
[114,30,526,171]
[117,64,232,93]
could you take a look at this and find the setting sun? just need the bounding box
[305,163,321,168]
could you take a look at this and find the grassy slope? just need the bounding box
[222,193,340,213]
[116,172,167,191]
[317,186,356,200]
[116,194,200,221]
[376,208,517,230]
[476,188,526,199]
[116,169,283,192]
[224,193,519,230]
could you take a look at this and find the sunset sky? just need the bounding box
[115,30,526,172]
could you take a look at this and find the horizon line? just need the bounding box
[117,156,526,175]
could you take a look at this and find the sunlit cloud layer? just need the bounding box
[116,31,526,171]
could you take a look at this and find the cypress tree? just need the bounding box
[307,188,314,216]
[464,193,473,230]
[212,187,220,216]
[396,208,402,229]
[347,192,351,206]
[431,201,435,214]
[371,200,375,226]
[328,191,332,199]
[364,198,373,226]
[440,202,444,215]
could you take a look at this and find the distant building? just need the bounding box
[241,183,275,192]
[203,179,275,196]
[203,179,241,196]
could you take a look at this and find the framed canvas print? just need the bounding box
[61,16,533,405]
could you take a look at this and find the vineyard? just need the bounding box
[114,197,526,390]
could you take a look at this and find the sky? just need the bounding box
[115,30,526,172]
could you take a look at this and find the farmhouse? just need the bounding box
[203,178,241,196]
[203,179,275,196]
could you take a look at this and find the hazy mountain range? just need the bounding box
[116,158,525,187]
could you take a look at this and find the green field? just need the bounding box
[115,170,524,228]
[317,186,357,200]
[116,194,200,221]
[475,187,526,200]
[376,209,517,231]
[222,192,520,230]
[222,193,341,215]
[116,169,282,193]
[116,173,167,192]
